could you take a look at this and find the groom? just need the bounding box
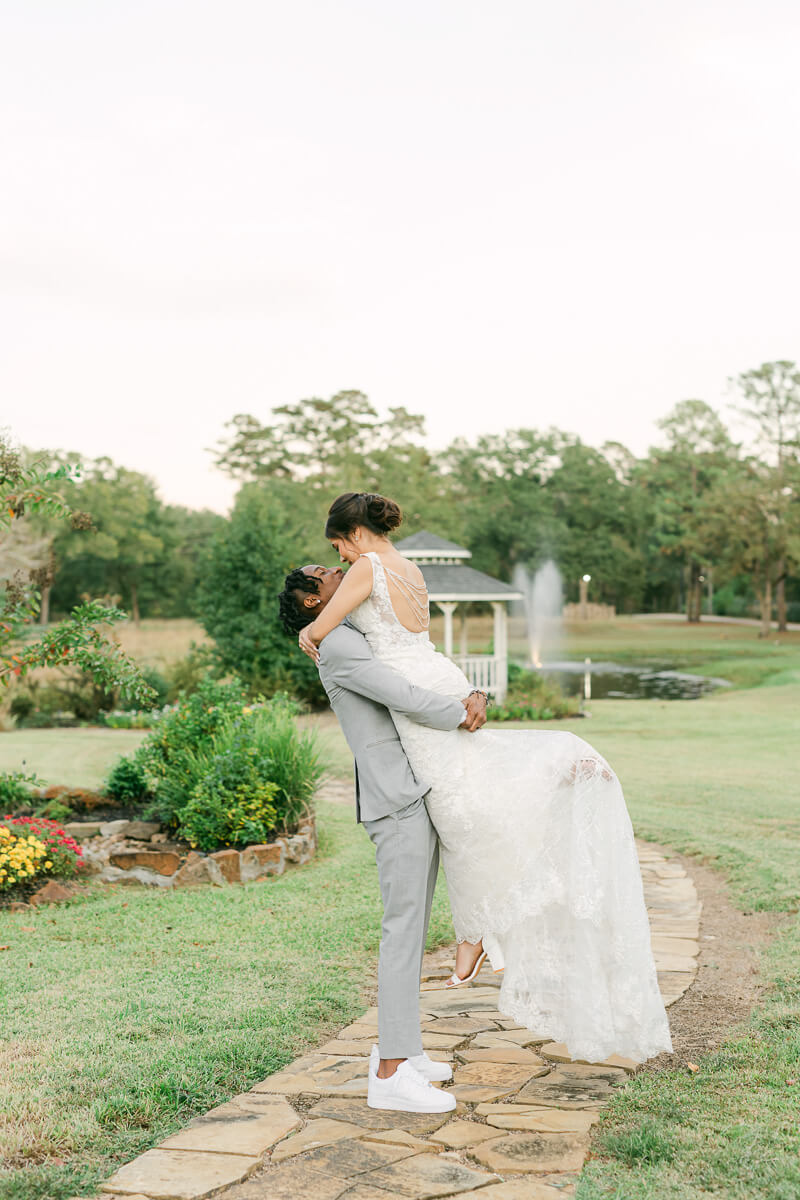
[279,563,487,1114]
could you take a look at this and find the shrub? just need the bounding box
[488,662,574,722]
[164,645,216,703]
[0,769,43,811]
[243,694,322,828]
[36,798,75,823]
[134,676,252,827]
[105,756,149,805]
[119,666,169,711]
[177,761,279,852]
[0,815,83,896]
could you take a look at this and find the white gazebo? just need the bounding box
[394,531,522,703]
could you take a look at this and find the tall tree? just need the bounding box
[195,483,324,704]
[731,361,800,630]
[640,400,736,622]
[701,457,800,636]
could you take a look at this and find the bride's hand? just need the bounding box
[299,625,321,665]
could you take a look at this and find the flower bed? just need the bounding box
[0,815,84,901]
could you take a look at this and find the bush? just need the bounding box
[243,694,322,828]
[105,756,149,805]
[165,645,216,703]
[174,697,321,850]
[134,676,253,827]
[488,662,574,722]
[0,769,43,811]
[177,762,279,852]
[0,815,83,897]
[119,666,169,711]
[36,798,75,823]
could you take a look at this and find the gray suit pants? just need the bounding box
[363,794,439,1059]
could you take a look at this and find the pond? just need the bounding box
[539,660,731,701]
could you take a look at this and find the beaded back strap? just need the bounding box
[377,559,430,630]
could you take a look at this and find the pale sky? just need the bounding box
[2,1,798,512]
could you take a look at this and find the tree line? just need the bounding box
[5,360,800,652]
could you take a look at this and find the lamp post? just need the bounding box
[579,574,591,621]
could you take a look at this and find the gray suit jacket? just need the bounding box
[318,623,465,822]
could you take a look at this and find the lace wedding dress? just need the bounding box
[349,552,672,1062]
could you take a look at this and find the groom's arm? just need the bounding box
[319,625,467,731]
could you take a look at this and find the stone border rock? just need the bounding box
[74,840,700,1200]
[63,816,317,890]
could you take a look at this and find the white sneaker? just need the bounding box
[370,1044,453,1083]
[367,1058,456,1113]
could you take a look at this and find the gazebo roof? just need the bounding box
[395,529,521,602]
[417,563,522,603]
[394,530,471,560]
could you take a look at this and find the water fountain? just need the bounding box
[512,559,564,668]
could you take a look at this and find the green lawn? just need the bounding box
[1,618,799,1199]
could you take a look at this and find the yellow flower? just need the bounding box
[44,860,53,868]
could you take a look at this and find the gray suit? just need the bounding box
[318,623,465,1057]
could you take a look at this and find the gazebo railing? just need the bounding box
[454,654,504,701]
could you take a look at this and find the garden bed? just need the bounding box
[75,814,317,889]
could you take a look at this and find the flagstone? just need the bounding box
[476,1104,601,1134]
[471,1131,589,1174]
[272,1118,366,1162]
[471,1029,547,1048]
[428,1119,503,1150]
[449,1083,524,1103]
[422,1017,498,1036]
[652,953,700,972]
[650,935,699,957]
[339,1187,417,1200]
[420,986,504,1011]
[309,1097,455,1135]
[515,1064,626,1109]
[456,1048,549,1069]
[367,1152,500,1197]
[158,1094,300,1156]
[337,1022,379,1040]
[299,1137,420,1178]
[221,1160,350,1199]
[360,1129,441,1152]
[104,1148,259,1198]
[453,1061,543,1090]
[455,1180,577,1199]
[252,1055,368,1097]
[538,1045,639,1072]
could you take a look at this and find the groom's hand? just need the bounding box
[460,691,488,732]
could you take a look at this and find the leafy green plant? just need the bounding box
[104,756,149,805]
[0,437,156,707]
[242,694,322,828]
[176,755,280,851]
[164,644,216,703]
[0,768,43,810]
[119,666,169,711]
[488,662,574,721]
[134,676,252,826]
[36,798,75,823]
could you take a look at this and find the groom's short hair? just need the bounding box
[278,567,319,635]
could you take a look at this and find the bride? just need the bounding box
[298,491,672,1063]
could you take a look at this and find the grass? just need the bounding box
[2,616,799,1198]
[0,798,457,1199]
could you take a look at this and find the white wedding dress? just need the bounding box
[350,552,672,1062]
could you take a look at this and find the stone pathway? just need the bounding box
[81,843,700,1200]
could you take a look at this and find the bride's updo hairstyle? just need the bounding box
[325,492,403,540]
